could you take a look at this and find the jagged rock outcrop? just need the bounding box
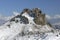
[34,14,45,25]
[32,8,46,25]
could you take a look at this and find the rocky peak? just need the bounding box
[10,8,47,25]
[32,8,42,14]
[32,8,46,25]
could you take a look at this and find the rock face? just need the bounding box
[34,14,45,25]
[33,8,46,25]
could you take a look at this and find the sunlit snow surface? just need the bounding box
[0,12,60,40]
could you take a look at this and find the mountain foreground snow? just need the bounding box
[0,8,60,40]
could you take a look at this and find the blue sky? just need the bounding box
[0,0,60,16]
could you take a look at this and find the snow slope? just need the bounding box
[0,12,60,40]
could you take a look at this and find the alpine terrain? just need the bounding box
[0,8,60,40]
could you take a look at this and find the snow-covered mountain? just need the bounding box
[0,8,60,40]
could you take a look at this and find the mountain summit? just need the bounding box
[10,8,46,25]
[0,8,60,40]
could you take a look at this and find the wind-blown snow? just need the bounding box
[0,12,60,40]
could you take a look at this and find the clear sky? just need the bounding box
[0,0,60,16]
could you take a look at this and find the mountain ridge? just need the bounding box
[0,8,60,40]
